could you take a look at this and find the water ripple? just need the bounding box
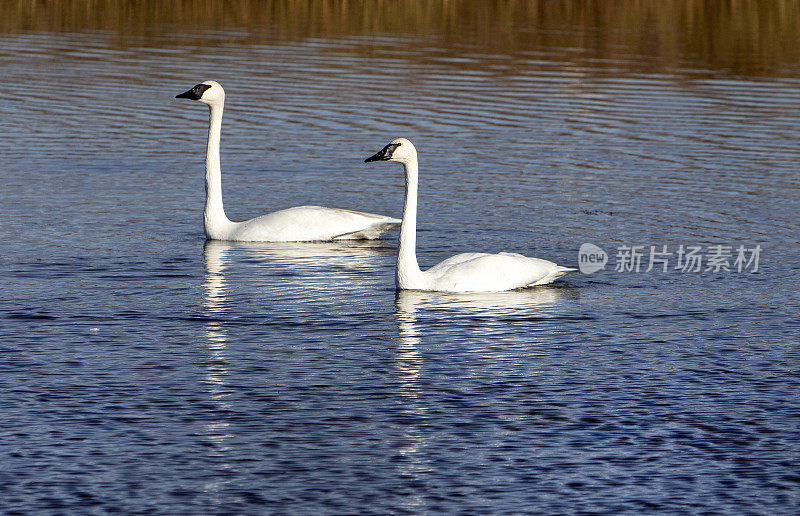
[1,17,799,516]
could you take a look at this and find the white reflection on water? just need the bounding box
[233,240,393,269]
[202,239,394,302]
[202,239,392,267]
[391,286,579,511]
[201,240,234,499]
[394,296,424,406]
[202,240,229,352]
[392,286,580,377]
[395,287,580,326]
[392,291,428,514]
[396,287,579,310]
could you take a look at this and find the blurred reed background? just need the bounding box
[2,0,799,77]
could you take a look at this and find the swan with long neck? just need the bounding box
[365,138,576,292]
[175,81,400,241]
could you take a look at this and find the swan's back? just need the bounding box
[228,206,401,242]
[424,252,574,292]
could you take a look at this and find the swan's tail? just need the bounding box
[531,265,578,286]
[332,218,402,240]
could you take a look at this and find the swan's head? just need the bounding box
[176,81,225,106]
[365,138,417,164]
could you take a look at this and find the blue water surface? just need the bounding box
[1,17,799,515]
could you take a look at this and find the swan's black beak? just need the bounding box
[176,83,211,100]
[365,143,401,163]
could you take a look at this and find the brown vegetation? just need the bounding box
[2,0,798,76]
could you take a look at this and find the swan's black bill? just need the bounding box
[176,83,212,100]
[365,143,401,162]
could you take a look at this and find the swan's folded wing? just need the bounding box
[232,206,400,242]
[330,207,399,220]
[427,253,570,292]
[426,253,491,273]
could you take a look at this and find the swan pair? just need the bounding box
[176,81,575,292]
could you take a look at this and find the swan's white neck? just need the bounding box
[397,157,424,289]
[204,101,233,238]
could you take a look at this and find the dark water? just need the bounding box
[2,2,799,514]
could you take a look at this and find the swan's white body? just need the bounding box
[177,81,400,242]
[203,205,400,242]
[365,138,576,292]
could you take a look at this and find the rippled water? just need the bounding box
[2,3,799,514]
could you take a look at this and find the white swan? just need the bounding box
[176,81,401,242]
[365,138,576,292]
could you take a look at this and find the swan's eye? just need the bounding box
[194,84,212,97]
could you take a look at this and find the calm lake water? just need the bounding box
[2,2,799,514]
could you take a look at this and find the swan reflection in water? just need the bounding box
[392,285,580,396]
[200,239,236,498]
[391,286,579,510]
[200,240,394,497]
[202,238,393,333]
[394,286,581,346]
[203,239,394,298]
[202,240,229,352]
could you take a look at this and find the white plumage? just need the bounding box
[176,81,400,242]
[365,138,575,292]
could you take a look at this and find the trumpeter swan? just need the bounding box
[365,138,576,292]
[176,81,400,242]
